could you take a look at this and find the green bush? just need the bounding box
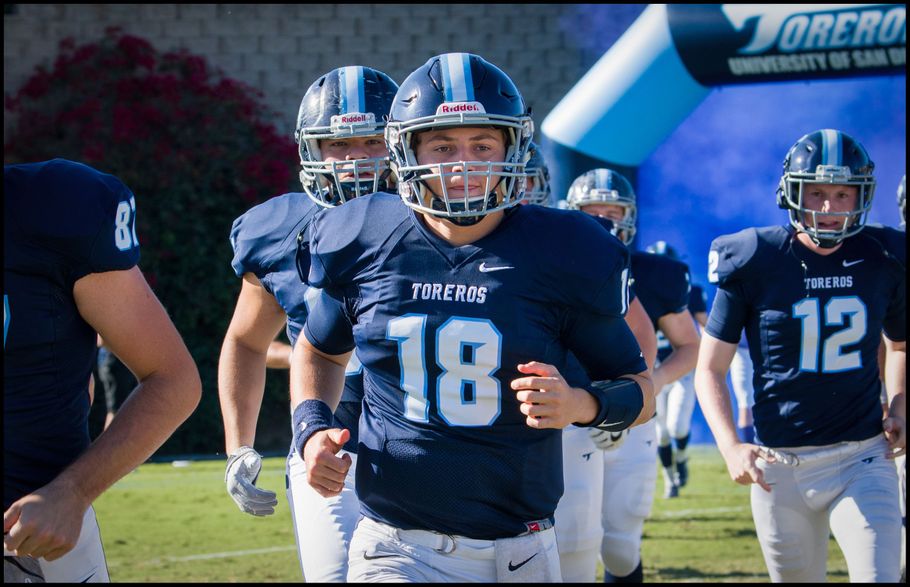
[5,27,299,456]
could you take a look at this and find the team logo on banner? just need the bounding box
[668,4,906,85]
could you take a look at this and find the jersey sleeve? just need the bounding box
[881,227,906,341]
[666,260,691,315]
[704,231,757,344]
[21,159,141,281]
[707,228,758,286]
[308,193,407,289]
[561,309,647,380]
[302,287,356,355]
[544,211,631,317]
[230,193,316,283]
[883,278,906,342]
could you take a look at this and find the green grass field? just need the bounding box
[94,445,850,582]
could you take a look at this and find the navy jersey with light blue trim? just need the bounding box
[304,193,644,540]
[631,251,690,365]
[230,193,320,346]
[229,192,363,452]
[657,280,704,363]
[631,251,691,330]
[706,224,905,447]
[4,159,141,509]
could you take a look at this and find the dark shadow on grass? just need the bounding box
[644,528,757,540]
[654,566,766,580]
[649,516,754,524]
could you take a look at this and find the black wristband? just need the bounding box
[292,399,334,459]
[579,378,644,431]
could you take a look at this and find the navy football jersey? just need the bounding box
[631,252,691,365]
[229,192,363,452]
[4,159,141,509]
[705,224,905,447]
[656,280,704,363]
[304,193,645,540]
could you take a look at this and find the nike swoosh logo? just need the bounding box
[479,262,514,273]
[80,572,97,583]
[363,552,398,560]
[842,259,864,267]
[508,552,538,571]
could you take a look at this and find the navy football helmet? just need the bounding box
[295,66,399,207]
[523,141,552,206]
[777,129,875,247]
[385,53,534,225]
[898,174,905,227]
[646,240,680,259]
[566,168,637,245]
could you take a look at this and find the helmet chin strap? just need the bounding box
[428,191,497,226]
[800,212,853,249]
[422,175,507,227]
[809,233,841,249]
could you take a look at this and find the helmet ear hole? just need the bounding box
[776,181,788,209]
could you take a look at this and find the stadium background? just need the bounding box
[4,4,906,452]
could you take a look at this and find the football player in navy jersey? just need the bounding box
[548,216,657,581]
[695,129,905,582]
[3,159,201,582]
[290,53,653,583]
[217,66,398,582]
[528,172,656,581]
[566,169,699,582]
[521,141,552,206]
[647,240,708,497]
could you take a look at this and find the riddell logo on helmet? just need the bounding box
[330,112,376,131]
[437,102,486,115]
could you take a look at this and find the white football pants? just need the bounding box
[655,372,697,445]
[752,434,901,582]
[601,419,658,577]
[286,446,360,582]
[554,425,604,582]
[347,516,561,582]
[729,345,755,413]
[3,505,110,582]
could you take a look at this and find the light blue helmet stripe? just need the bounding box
[597,168,608,189]
[340,66,364,114]
[441,53,473,102]
[821,128,841,166]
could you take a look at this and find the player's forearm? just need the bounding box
[218,338,269,453]
[627,371,656,427]
[653,341,699,390]
[289,338,349,412]
[626,298,657,371]
[52,359,201,508]
[694,368,740,452]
